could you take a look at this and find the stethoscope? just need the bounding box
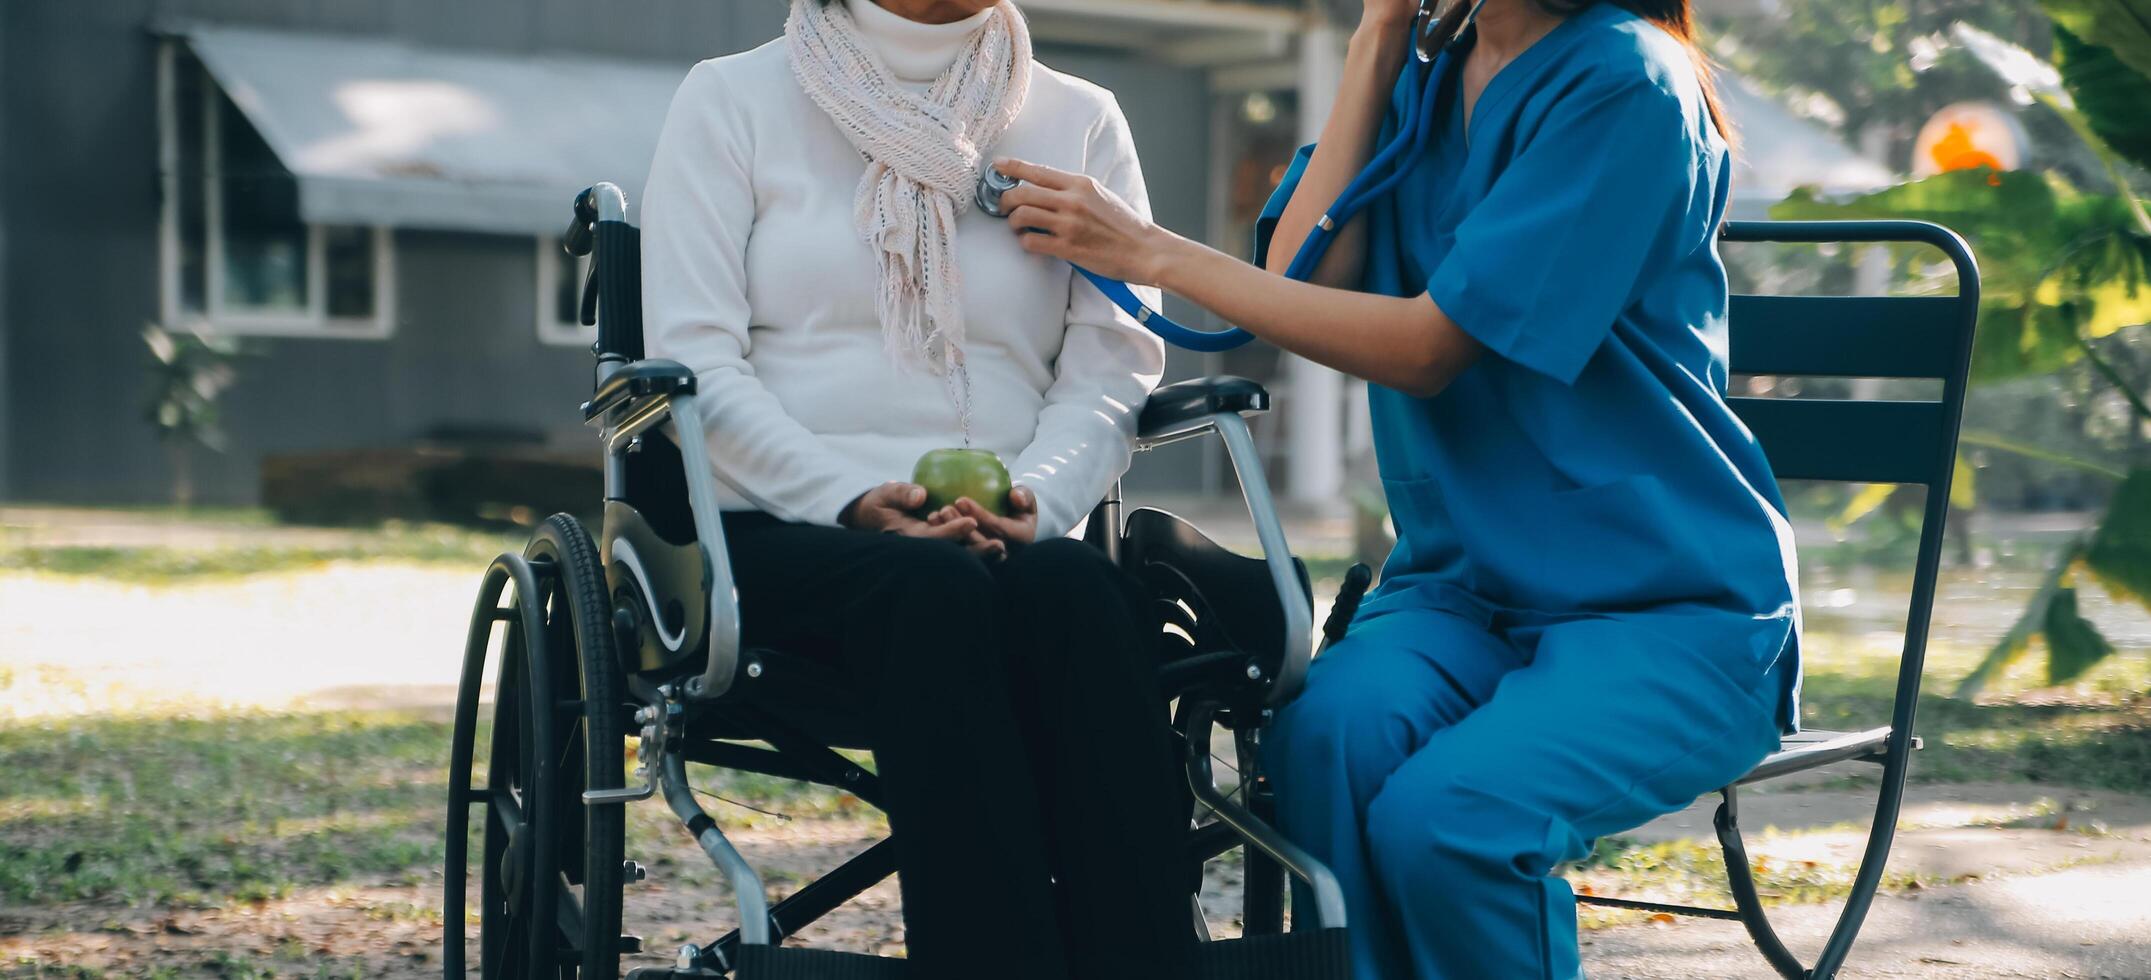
[976,0,1488,353]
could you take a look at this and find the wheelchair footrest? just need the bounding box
[1198,929,1352,980]
[735,945,908,980]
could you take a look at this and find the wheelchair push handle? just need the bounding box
[567,183,645,364]
[565,187,601,257]
[1322,563,1373,647]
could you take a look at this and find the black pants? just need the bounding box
[723,513,1196,979]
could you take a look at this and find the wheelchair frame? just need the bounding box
[444,183,1352,978]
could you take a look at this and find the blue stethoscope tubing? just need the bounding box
[979,0,1482,353]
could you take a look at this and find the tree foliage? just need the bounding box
[142,323,243,508]
[1704,0,2052,164]
[1767,0,2151,693]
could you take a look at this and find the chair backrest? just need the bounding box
[1722,220,1979,491]
[1720,218,1979,693]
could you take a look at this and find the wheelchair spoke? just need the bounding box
[557,716,584,773]
[555,876,588,949]
[489,788,526,835]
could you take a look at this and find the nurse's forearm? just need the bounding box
[1265,21,1412,289]
[1159,240,1480,398]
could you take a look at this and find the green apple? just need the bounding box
[911,448,1011,517]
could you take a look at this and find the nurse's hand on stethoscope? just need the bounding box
[990,158,1180,288]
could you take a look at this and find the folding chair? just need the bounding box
[1574,219,1980,980]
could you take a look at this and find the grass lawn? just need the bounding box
[0,521,525,586]
[1798,616,2151,795]
[2,509,2148,972]
[2,629,2143,912]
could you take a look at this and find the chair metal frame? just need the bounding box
[1574,219,1980,980]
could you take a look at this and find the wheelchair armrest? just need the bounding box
[1137,376,1269,444]
[583,359,697,422]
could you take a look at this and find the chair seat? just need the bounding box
[1738,726,1920,785]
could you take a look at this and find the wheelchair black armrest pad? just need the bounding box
[583,359,697,420]
[1138,376,1270,438]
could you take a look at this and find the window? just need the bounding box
[159,44,394,338]
[535,236,595,348]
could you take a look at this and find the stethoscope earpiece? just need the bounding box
[1414,0,1442,63]
[1415,0,1490,64]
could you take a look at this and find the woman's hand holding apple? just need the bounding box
[841,481,1012,561]
[840,481,978,539]
[942,485,1038,549]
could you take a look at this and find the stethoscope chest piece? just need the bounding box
[976,167,1021,219]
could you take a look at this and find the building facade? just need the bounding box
[0,0,1886,512]
[1,0,1324,509]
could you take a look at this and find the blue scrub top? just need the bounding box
[1258,4,1802,729]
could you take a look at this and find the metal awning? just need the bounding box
[1023,0,1307,66]
[176,24,685,236]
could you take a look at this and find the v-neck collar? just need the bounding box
[1453,2,1626,150]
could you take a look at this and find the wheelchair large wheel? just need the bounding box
[446,514,627,978]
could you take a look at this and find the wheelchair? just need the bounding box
[442,183,1359,979]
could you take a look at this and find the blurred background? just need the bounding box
[3,0,2150,976]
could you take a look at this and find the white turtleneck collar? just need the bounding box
[846,0,991,84]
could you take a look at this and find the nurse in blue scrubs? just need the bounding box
[992,0,1800,975]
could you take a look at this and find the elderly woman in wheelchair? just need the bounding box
[443,1,1353,978]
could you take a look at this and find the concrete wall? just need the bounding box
[0,0,1212,505]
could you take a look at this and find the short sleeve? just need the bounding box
[1252,143,1316,269]
[1425,75,1707,384]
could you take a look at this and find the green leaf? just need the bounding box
[1775,170,2151,382]
[1958,543,2077,697]
[2055,25,2151,172]
[2042,585,2117,684]
[1968,300,2084,380]
[2083,467,2151,605]
[2041,0,2151,82]
[1831,483,1898,533]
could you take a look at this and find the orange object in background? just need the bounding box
[1913,102,2029,179]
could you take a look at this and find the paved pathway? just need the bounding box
[1584,859,2151,978]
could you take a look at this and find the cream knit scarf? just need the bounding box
[786,0,1033,374]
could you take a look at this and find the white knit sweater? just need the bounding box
[640,0,1166,538]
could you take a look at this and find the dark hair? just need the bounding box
[1426,0,1733,147]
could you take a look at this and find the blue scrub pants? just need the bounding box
[1271,605,1785,979]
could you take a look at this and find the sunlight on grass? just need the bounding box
[2,526,2146,947]
[0,533,522,585]
[1797,629,2151,794]
[0,711,449,906]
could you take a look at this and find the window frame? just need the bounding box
[534,236,596,348]
[157,40,397,340]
